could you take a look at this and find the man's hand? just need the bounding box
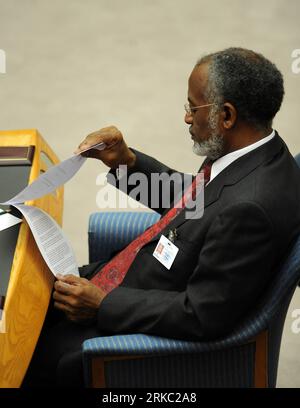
[74,125,136,169]
[53,274,107,324]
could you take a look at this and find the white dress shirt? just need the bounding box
[208,130,275,184]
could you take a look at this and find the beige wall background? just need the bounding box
[0,0,299,387]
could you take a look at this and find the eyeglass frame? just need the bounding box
[184,102,215,116]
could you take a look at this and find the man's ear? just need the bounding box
[221,102,237,130]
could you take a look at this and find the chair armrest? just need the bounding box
[83,333,207,358]
[82,333,210,387]
[88,211,160,263]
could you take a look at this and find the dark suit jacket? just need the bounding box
[96,132,300,341]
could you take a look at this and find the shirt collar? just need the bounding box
[209,130,275,183]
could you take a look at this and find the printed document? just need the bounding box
[0,142,106,277]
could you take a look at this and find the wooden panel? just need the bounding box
[0,129,64,387]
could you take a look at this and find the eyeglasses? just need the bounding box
[184,102,215,116]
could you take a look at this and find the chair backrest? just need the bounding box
[88,211,160,263]
[294,153,300,168]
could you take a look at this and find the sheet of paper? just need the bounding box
[2,155,86,205]
[75,141,106,155]
[15,204,79,277]
[0,210,22,232]
[0,142,106,277]
[2,142,106,206]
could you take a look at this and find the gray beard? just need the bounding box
[192,132,224,160]
[192,105,225,160]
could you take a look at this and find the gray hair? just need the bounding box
[196,48,284,131]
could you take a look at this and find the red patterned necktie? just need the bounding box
[91,161,213,293]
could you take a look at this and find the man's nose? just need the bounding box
[184,113,193,125]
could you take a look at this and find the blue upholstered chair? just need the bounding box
[294,153,300,168]
[82,211,300,388]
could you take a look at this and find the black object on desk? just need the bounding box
[0,146,34,301]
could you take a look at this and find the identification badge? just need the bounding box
[153,235,179,270]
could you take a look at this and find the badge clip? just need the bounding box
[167,228,178,243]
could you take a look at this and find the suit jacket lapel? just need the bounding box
[149,132,284,241]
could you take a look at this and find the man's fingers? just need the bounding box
[74,141,109,156]
[74,126,122,155]
[57,274,90,286]
[74,135,103,154]
[57,274,82,285]
[54,280,76,295]
[74,141,97,155]
[53,290,79,308]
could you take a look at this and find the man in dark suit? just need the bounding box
[24,47,300,386]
